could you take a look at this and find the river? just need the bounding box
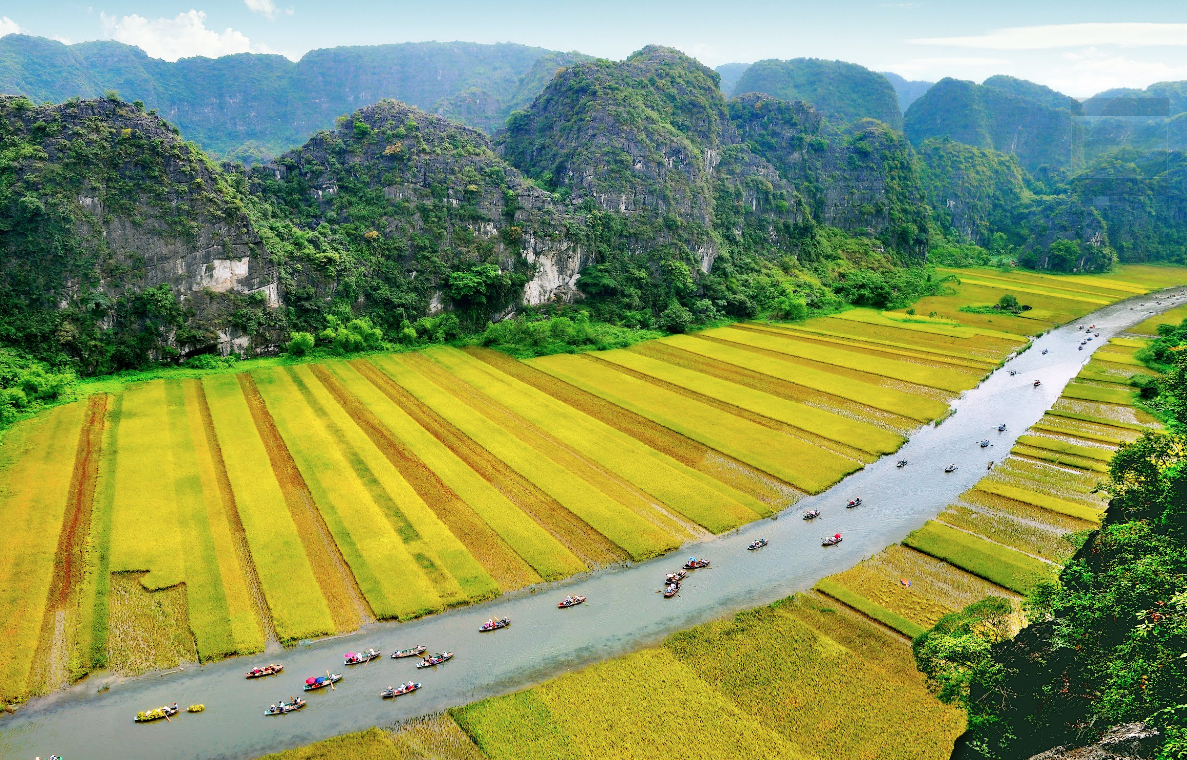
[3,288,1185,760]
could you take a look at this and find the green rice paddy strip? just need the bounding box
[955,268,1147,297]
[1062,382,1135,405]
[296,365,503,603]
[252,368,446,620]
[974,481,1103,524]
[1031,423,1125,446]
[201,374,335,643]
[595,348,905,455]
[429,347,763,531]
[662,334,948,421]
[162,380,238,660]
[831,306,1027,340]
[1045,409,1153,432]
[1011,445,1110,473]
[814,579,927,638]
[327,362,581,582]
[530,354,860,493]
[86,395,121,669]
[1109,337,1151,349]
[1093,350,1144,367]
[108,381,186,590]
[707,326,979,393]
[373,356,679,561]
[1015,434,1115,462]
[746,323,996,369]
[947,275,1116,304]
[902,521,1059,595]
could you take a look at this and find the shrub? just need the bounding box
[658,302,694,334]
[286,332,316,356]
[318,317,384,354]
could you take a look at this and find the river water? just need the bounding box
[4,289,1185,760]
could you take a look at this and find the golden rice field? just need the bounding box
[0,265,1181,710]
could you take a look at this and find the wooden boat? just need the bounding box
[822,533,843,547]
[747,538,768,551]
[344,648,381,665]
[392,645,428,659]
[896,460,908,468]
[944,464,958,473]
[381,682,421,699]
[663,583,679,598]
[998,424,1007,432]
[558,595,586,609]
[135,703,180,722]
[846,498,862,508]
[303,673,342,691]
[245,663,283,679]
[479,617,511,632]
[979,440,990,448]
[264,698,306,716]
[665,570,687,584]
[683,558,710,570]
[416,651,454,668]
[802,509,820,520]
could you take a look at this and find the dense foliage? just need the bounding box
[917,349,1187,760]
[476,311,662,357]
[0,348,75,427]
[732,58,903,128]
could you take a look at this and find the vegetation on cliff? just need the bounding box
[732,58,903,128]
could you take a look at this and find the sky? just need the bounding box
[5,0,1187,96]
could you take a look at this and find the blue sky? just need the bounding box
[5,1,1187,95]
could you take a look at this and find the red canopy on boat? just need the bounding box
[305,677,318,684]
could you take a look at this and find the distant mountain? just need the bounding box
[904,77,1083,172]
[0,35,581,160]
[714,63,751,97]
[982,75,1079,112]
[880,72,933,113]
[731,58,902,128]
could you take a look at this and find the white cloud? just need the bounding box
[101,9,274,61]
[52,35,73,45]
[911,23,1187,51]
[1046,49,1187,97]
[880,56,1010,78]
[0,16,21,37]
[244,0,277,20]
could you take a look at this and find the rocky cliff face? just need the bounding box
[0,95,279,371]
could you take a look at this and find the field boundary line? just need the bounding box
[193,380,278,646]
[237,373,371,631]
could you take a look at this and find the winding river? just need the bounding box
[3,289,1185,760]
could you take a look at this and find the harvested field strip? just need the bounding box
[1062,382,1134,405]
[428,347,761,532]
[601,348,904,455]
[987,461,1106,508]
[831,306,1026,340]
[808,317,1024,361]
[1045,408,1153,432]
[84,395,121,670]
[814,578,927,638]
[632,340,918,435]
[938,502,1079,564]
[1015,434,1114,462]
[661,333,947,421]
[903,521,1060,595]
[821,544,1018,629]
[710,326,980,392]
[186,380,268,652]
[201,374,334,643]
[670,594,965,760]
[237,373,365,632]
[456,648,805,760]
[467,348,801,511]
[252,367,442,621]
[1054,398,1157,427]
[337,362,602,577]
[259,720,486,760]
[371,355,679,561]
[1032,421,1128,446]
[530,353,859,493]
[1012,445,1109,473]
[108,382,185,590]
[1130,305,1187,335]
[746,322,996,370]
[0,402,87,703]
[27,395,105,695]
[296,366,503,602]
[104,572,195,675]
[405,351,700,542]
[963,488,1097,536]
[163,380,237,661]
[324,363,548,590]
[948,276,1114,304]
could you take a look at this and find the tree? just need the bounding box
[658,302,693,334]
[286,332,315,356]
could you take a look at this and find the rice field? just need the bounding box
[902,521,1060,594]
[0,264,1181,709]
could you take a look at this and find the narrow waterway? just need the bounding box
[4,288,1185,760]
